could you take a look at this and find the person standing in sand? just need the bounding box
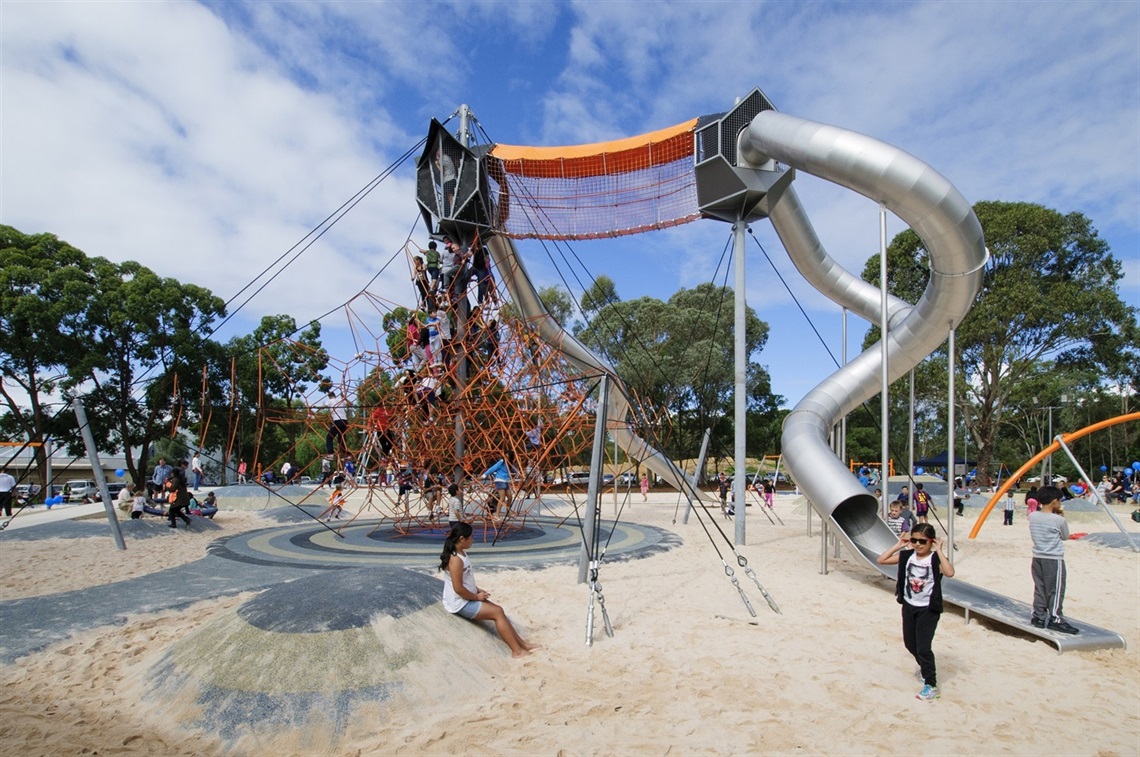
[876,523,955,702]
[640,473,649,502]
[1028,486,1079,635]
[165,469,192,529]
[912,482,934,524]
[439,522,536,658]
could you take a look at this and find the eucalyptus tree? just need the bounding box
[227,315,329,469]
[77,257,227,484]
[576,281,776,460]
[0,227,98,482]
[862,201,1137,482]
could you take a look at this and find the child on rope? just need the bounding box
[482,457,514,518]
[439,522,537,659]
[325,390,350,458]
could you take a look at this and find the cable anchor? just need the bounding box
[729,571,757,617]
[743,564,782,614]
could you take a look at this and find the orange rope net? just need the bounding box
[242,246,673,535]
[487,118,701,241]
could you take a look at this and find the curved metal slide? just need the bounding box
[488,111,1124,652]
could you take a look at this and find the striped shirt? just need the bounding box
[1028,510,1069,559]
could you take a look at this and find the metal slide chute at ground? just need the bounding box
[739,110,1124,652]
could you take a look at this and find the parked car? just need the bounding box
[63,480,99,502]
[616,472,638,486]
[559,471,592,485]
[105,482,127,499]
[603,474,614,484]
[1025,474,1068,485]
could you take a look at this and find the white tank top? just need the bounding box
[442,552,477,613]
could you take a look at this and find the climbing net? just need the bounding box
[233,242,672,536]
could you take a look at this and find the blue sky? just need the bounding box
[3,1,1138,410]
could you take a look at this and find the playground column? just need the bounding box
[73,399,126,551]
[733,218,747,546]
[879,204,890,520]
[946,327,956,555]
[841,307,848,495]
[578,376,610,583]
[908,370,915,486]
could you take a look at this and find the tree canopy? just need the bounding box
[0,224,330,488]
[860,201,1138,481]
[575,279,783,463]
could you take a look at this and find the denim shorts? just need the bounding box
[454,600,482,620]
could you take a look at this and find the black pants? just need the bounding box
[0,491,11,516]
[901,603,941,687]
[326,419,348,454]
[1003,508,1014,525]
[1031,557,1067,623]
[168,502,190,527]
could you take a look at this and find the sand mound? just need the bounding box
[145,567,508,752]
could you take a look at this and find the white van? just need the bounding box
[63,480,98,502]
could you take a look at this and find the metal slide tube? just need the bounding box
[741,110,987,564]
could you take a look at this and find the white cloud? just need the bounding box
[1,1,417,343]
[2,0,1135,407]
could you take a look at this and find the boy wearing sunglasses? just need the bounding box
[877,523,955,702]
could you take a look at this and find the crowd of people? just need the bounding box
[120,456,220,528]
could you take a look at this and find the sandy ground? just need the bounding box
[0,491,1137,756]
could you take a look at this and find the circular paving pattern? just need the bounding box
[208,515,680,570]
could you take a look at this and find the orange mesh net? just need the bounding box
[487,118,700,241]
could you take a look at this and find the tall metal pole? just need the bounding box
[1055,435,1138,552]
[73,400,126,551]
[879,205,890,519]
[732,218,747,545]
[45,436,54,505]
[841,307,848,486]
[579,376,609,584]
[457,104,472,149]
[908,368,915,481]
[452,107,473,497]
[947,327,956,554]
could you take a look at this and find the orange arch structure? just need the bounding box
[968,411,1140,538]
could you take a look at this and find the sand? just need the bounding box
[0,493,1137,756]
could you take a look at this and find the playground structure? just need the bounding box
[15,87,1120,650]
[409,89,1124,650]
[236,273,672,535]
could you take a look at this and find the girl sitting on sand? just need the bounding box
[439,522,536,658]
[876,523,955,702]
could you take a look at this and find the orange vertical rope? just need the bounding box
[251,352,265,478]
